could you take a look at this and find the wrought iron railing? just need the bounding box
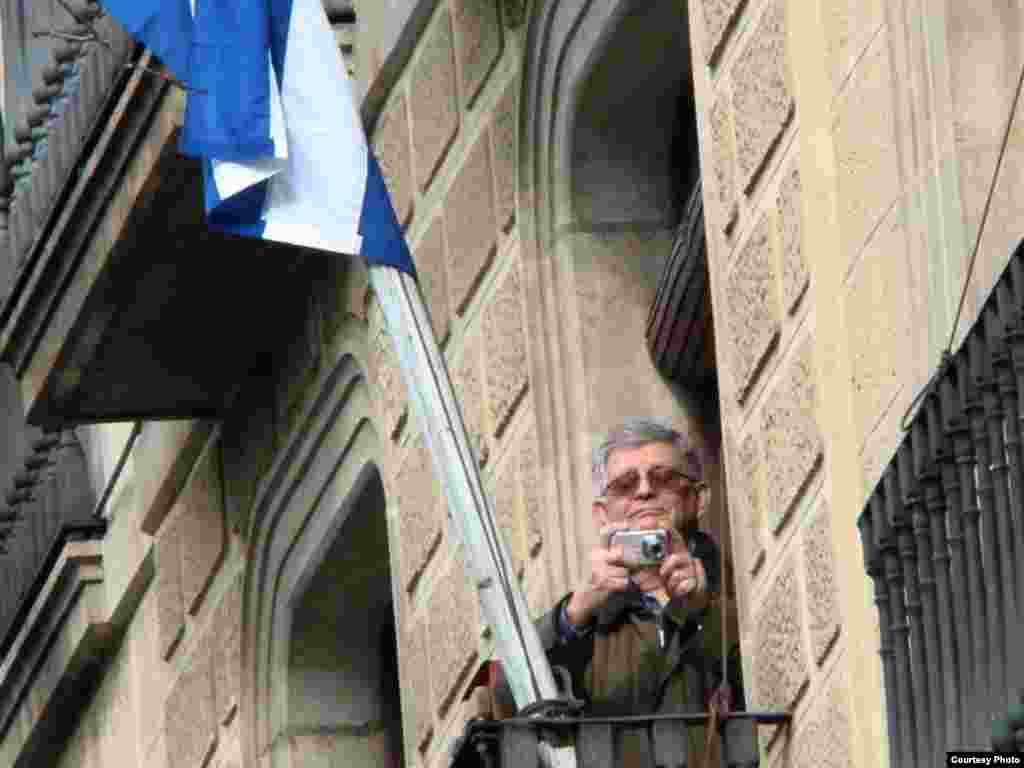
[451,712,788,768]
[0,430,101,659]
[857,239,1024,765]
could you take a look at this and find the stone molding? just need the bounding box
[518,0,695,592]
[0,540,148,767]
[241,352,386,766]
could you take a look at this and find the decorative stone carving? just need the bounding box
[400,615,433,751]
[490,81,517,232]
[414,216,452,344]
[519,423,543,558]
[369,325,408,441]
[396,433,443,594]
[752,559,808,720]
[453,328,489,464]
[427,557,480,716]
[410,9,459,192]
[212,573,243,725]
[777,165,808,313]
[155,510,186,660]
[699,0,745,64]
[731,0,793,192]
[164,630,217,767]
[712,92,737,225]
[762,339,822,532]
[444,132,497,315]
[484,262,528,437]
[803,502,841,664]
[726,216,780,402]
[452,0,503,107]
[793,681,853,768]
[493,460,524,575]
[374,93,414,228]
[179,445,226,616]
[734,433,765,575]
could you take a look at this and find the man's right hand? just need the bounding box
[564,522,632,628]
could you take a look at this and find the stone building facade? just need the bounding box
[0,1,1021,767]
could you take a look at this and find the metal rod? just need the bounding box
[861,497,901,768]
[493,712,792,728]
[956,354,993,744]
[919,412,960,750]
[884,467,918,767]
[968,334,1007,722]
[989,307,1024,700]
[897,443,938,765]
[939,375,975,745]
[1009,323,1024,630]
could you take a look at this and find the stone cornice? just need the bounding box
[0,541,109,767]
[0,533,153,768]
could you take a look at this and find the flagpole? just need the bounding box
[369,266,576,768]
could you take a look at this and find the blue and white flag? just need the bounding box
[98,0,414,275]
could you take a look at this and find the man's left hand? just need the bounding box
[629,530,709,610]
[660,549,707,604]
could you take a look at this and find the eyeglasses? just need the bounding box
[602,466,697,499]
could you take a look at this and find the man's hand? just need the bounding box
[630,529,710,612]
[564,522,632,628]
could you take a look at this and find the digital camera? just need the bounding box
[609,528,669,569]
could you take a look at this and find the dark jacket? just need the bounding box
[521,531,724,768]
[535,530,723,717]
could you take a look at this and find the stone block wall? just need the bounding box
[687,0,849,763]
[366,3,546,767]
[48,428,247,768]
[18,3,1022,768]
[690,0,1024,765]
[151,439,245,768]
[38,3,531,756]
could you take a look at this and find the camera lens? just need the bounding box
[642,538,665,560]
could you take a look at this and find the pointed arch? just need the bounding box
[238,353,403,767]
[517,0,701,590]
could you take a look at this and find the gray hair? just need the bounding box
[591,418,703,497]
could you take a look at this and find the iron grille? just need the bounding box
[857,239,1024,765]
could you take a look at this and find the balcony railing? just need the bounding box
[0,429,101,659]
[857,238,1024,765]
[451,712,789,768]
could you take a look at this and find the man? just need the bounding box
[539,417,722,717]
[494,418,725,732]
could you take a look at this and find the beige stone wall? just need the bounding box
[12,2,1024,768]
[46,426,244,768]
[368,2,548,765]
[369,0,721,763]
[690,0,860,765]
[691,0,1024,766]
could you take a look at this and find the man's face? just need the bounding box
[595,441,702,532]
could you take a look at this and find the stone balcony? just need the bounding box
[0,4,313,429]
